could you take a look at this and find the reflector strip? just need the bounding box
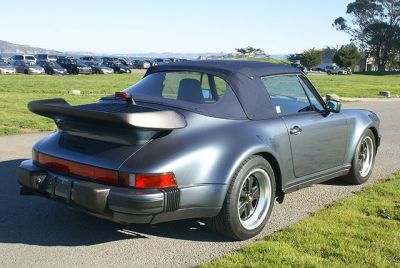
[36,152,118,185]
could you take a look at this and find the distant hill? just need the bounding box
[0,40,61,55]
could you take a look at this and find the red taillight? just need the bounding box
[115,91,130,99]
[119,172,176,189]
[36,152,118,185]
[34,151,176,189]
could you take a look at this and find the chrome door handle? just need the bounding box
[290,126,302,135]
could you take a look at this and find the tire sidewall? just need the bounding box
[351,129,376,184]
[227,156,276,240]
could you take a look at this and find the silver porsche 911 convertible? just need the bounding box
[17,61,380,240]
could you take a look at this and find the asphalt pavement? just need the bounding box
[0,100,399,267]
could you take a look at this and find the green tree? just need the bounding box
[334,0,400,72]
[300,49,322,69]
[235,46,265,56]
[287,54,300,63]
[333,43,362,67]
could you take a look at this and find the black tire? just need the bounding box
[341,129,376,185]
[24,69,29,75]
[207,155,276,240]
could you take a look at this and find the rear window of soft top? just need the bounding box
[125,71,229,104]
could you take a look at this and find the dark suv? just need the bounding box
[56,58,92,74]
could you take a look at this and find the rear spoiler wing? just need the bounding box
[28,98,187,130]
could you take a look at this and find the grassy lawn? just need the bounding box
[0,74,143,135]
[202,172,400,268]
[308,73,400,98]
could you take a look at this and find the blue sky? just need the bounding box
[1,0,353,54]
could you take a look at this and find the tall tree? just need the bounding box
[287,54,300,63]
[334,0,400,72]
[235,46,265,56]
[300,49,322,69]
[235,47,248,56]
[333,43,362,67]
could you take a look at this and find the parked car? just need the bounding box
[12,60,45,74]
[80,56,98,62]
[131,59,151,69]
[326,65,347,75]
[56,58,92,74]
[84,61,114,74]
[37,61,68,75]
[35,54,58,62]
[101,57,119,63]
[10,54,37,63]
[119,59,134,69]
[103,61,131,73]
[151,58,171,66]
[57,55,75,60]
[17,61,380,240]
[291,63,308,74]
[0,62,16,74]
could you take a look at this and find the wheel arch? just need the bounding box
[255,152,283,200]
[369,126,379,149]
[224,147,285,204]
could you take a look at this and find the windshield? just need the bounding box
[25,56,35,60]
[125,71,228,104]
[49,62,62,68]
[84,62,96,67]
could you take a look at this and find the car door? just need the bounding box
[14,61,24,73]
[262,75,348,178]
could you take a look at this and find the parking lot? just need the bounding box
[0,99,399,267]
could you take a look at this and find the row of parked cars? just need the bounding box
[290,63,353,75]
[0,54,188,75]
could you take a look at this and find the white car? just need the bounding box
[9,54,37,64]
[326,65,347,75]
[0,63,16,74]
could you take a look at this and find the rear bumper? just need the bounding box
[77,69,92,74]
[17,160,222,224]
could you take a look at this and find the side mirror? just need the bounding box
[326,100,341,113]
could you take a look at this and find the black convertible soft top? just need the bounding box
[146,60,301,78]
[145,60,302,120]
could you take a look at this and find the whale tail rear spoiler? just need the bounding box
[28,98,187,130]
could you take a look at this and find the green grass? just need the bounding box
[201,172,400,268]
[308,73,400,98]
[0,74,143,134]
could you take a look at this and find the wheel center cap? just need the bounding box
[247,194,253,202]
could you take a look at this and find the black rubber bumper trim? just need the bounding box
[17,160,164,216]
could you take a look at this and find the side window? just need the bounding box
[162,72,201,99]
[299,78,325,112]
[261,75,313,115]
